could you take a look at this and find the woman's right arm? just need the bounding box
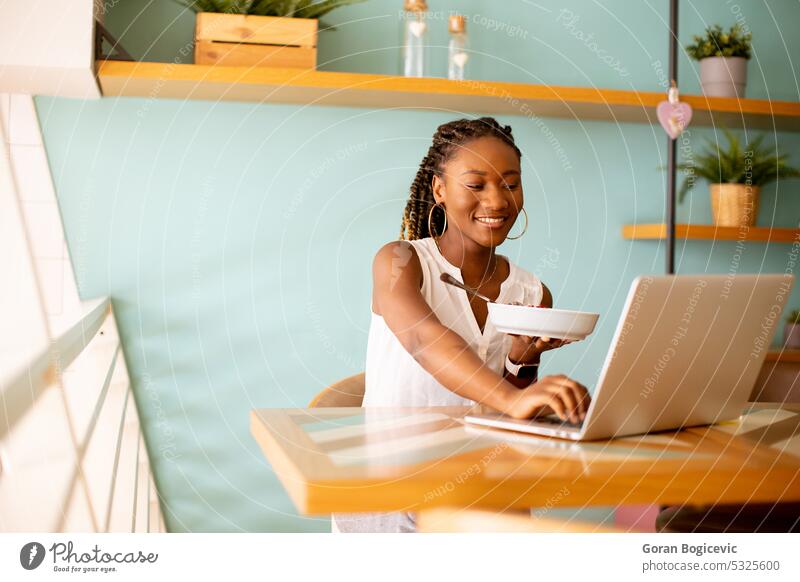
[372,241,588,421]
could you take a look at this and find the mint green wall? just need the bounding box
[39,1,800,531]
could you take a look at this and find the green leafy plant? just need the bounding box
[676,129,800,202]
[686,24,752,60]
[176,0,367,29]
[788,310,800,325]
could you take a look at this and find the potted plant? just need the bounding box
[686,24,752,98]
[785,310,800,349]
[677,129,800,227]
[177,0,367,69]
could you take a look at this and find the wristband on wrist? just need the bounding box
[505,355,539,380]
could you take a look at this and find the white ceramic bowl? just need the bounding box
[487,303,599,340]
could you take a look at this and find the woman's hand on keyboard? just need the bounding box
[503,374,590,424]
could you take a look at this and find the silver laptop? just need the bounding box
[465,274,794,441]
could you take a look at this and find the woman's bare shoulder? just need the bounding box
[372,241,424,315]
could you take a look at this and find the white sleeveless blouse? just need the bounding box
[332,237,544,533]
[363,237,544,407]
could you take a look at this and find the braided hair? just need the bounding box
[400,117,522,241]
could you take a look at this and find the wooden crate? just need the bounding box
[194,13,317,69]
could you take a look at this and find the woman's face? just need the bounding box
[432,136,523,249]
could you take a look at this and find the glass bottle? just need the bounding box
[448,14,469,80]
[402,0,428,77]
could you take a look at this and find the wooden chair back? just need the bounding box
[308,373,365,407]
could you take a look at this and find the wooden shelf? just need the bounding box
[622,223,800,243]
[96,60,800,131]
[765,350,800,364]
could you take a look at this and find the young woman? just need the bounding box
[333,117,589,533]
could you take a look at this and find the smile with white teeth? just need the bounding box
[475,216,506,224]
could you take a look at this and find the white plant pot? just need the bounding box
[700,56,748,98]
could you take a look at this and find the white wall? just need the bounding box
[0,0,99,97]
[0,94,164,532]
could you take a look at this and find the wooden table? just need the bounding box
[250,404,800,515]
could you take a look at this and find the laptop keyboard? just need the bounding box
[534,415,584,429]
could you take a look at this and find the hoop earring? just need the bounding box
[427,202,447,239]
[506,207,528,240]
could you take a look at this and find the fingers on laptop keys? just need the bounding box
[539,374,589,423]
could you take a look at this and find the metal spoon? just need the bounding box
[439,273,494,303]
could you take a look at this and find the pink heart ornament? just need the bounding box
[657,101,693,139]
